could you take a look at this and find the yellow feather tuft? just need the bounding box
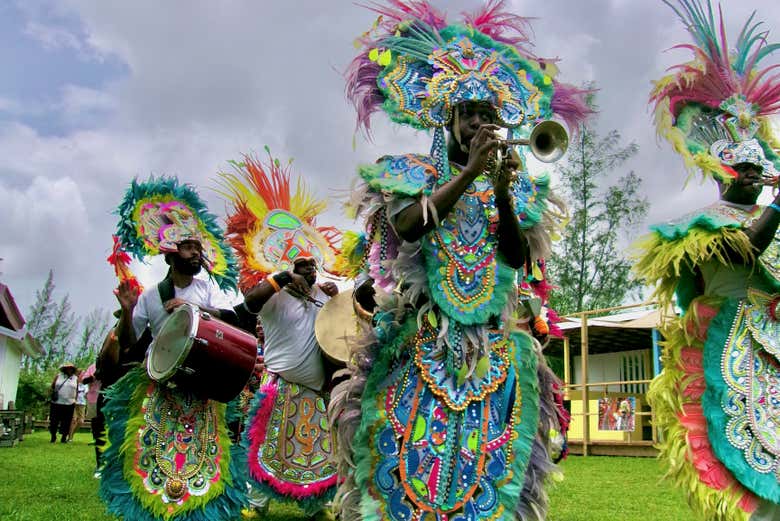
[632,227,754,309]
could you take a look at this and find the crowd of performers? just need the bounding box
[84,1,779,520]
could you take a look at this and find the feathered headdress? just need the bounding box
[346,0,590,177]
[651,0,780,183]
[217,149,342,292]
[115,176,238,291]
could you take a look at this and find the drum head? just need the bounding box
[147,304,198,382]
[315,287,380,363]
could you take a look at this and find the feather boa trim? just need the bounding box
[647,300,759,520]
[99,367,246,521]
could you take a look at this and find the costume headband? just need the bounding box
[114,176,238,291]
[346,0,590,177]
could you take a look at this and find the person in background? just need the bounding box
[68,372,89,441]
[48,362,78,443]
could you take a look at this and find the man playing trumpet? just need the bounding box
[635,1,780,519]
[329,2,590,520]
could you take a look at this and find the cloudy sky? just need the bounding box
[1,0,779,322]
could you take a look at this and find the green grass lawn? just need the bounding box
[0,431,695,520]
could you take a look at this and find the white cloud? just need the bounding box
[0,97,22,114]
[59,84,117,117]
[3,0,780,320]
[23,21,83,52]
[0,176,90,279]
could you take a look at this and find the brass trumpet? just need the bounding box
[499,120,569,163]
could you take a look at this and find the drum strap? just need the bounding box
[157,275,175,304]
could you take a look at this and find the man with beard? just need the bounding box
[115,239,237,360]
[100,177,247,521]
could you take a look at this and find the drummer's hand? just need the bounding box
[114,280,139,312]
[289,273,311,295]
[319,281,339,297]
[164,298,189,313]
[254,356,265,375]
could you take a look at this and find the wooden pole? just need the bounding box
[563,335,571,399]
[581,312,590,457]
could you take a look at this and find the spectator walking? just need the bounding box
[49,362,78,443]
[68,373,89,441]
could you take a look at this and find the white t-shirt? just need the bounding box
[259,286,329,391]
[53,374,78,405]
[132,277,234,339]
[75,383,88,406]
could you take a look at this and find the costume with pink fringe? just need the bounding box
[329,2,587,520]
[218,151,342,515]
[100,177,246,521]
[635,2,780,519]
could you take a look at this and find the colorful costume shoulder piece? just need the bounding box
[637,2,780,519]
[330,2,586,521]
[115,176,238,291]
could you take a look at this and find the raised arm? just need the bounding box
[394,125,501,243]
[114,281,139,359]
[242,271,311,314]
[744,193,780,255]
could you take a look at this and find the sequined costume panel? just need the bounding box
[99,368,245,521]
[360,327,539,521]
[134,383,222,503]
[703,300,780,500]
[244,372,338,506]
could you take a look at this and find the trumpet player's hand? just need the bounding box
[493,153,520,200]
[464,124,502,180]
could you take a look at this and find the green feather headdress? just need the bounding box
[115,176,238,291]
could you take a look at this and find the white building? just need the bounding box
[0,283,43,409]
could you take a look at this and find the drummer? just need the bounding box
[242,256,338,391]
[101,177,248,521]
[115,237,240,362]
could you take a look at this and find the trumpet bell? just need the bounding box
[529,120,568,163]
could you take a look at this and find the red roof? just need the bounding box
[0,283,25,331]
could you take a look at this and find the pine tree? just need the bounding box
[547,94,648,315]
[73,308,112,368]
[23,270,79,371]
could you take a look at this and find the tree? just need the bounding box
[18,271,116,418]
[22,270,79,371]
[547,94,648,315]
[72,308,112,369]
